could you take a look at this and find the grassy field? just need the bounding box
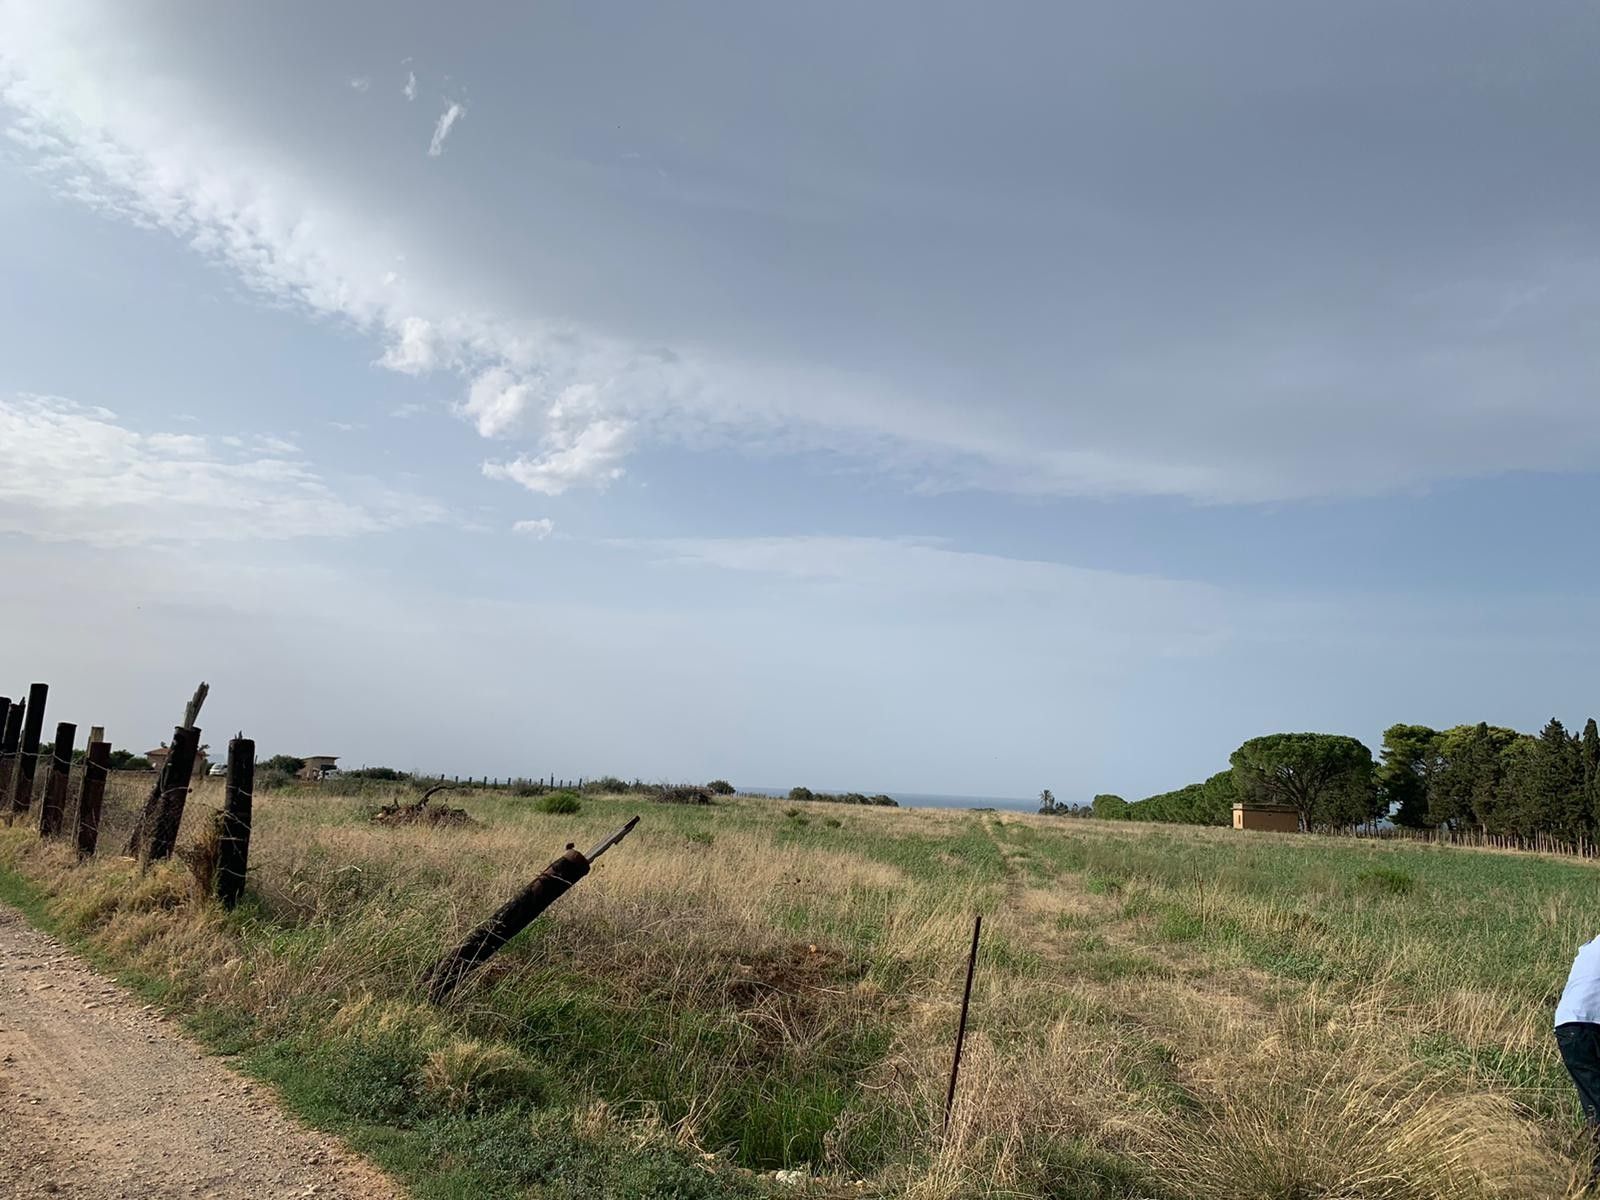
[2,778,1597,1198]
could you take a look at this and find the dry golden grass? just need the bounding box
[0,776,1592,1197]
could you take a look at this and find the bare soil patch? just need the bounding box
[0,903,404,1199]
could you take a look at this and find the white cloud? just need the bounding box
[427,101,462,157]
[512,517,554,539]
[0,393,442,546]
[484,417,632,496]
[403,71,416,101]
[460,367,533,438]
[376,316,439,375]
[348,76,370,93]
[5,4,1594,507]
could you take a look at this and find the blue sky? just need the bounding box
[3,2,1599,799]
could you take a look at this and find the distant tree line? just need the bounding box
[1380,718,1600,840]
[1039,716,1600,842]
[788,787,899,808]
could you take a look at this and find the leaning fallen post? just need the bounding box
[422,816,640,1004]
[125,681,208,856]
[143,725,201,864]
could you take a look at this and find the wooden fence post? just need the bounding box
[8,683,48,821]
[216,736,254,909]
[124,682,208,857]
[0,697,11,810]
[76,740,111,859]
[143,725,200,864]
[38,721,76,838]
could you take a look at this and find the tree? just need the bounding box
[1038,788,1056,814]
[1125,770,1237,825]
[1229,733,1375,831]
[264,755,305,776]
[1091,794,1129,820]
[706,779,735,795]
[1427,724,1523,832]
[1585,719,1600,828]
[1519,719,1587,840]
[1378,724,1437,828]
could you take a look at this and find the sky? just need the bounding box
[3,1,1600,800]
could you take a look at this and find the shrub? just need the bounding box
[257,768,298,792]
[537,791,582,815]
[1092,794,1131,820]
[1355,867,1417,896]
[263,754,305,775]
[344,766,410,782]
[706,779,735,795]
[655,785,712,805]
[788,786,815,802]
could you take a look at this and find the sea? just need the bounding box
[741,786,1036,812]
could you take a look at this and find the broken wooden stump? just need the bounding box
[38,721,76,839]
[422,816,639,1003]
[76,740,111,859]
[124,681,208,856]
[216,736,254,909]
[143,725,201,865]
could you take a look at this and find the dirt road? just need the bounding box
[0,904,405,1199]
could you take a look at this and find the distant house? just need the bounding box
[146,743,209,777]
[1232,802,1300,833]
[299,755,340,781]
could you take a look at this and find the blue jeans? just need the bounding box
[1557,1021,1600,1180]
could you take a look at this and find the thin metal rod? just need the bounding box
[584,815,640,862]
[943,912,982,1133]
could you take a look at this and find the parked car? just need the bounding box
[207,763,227,777]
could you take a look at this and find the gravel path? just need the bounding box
[0,903,406,1199]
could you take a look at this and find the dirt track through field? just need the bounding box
[0,903,405,1199]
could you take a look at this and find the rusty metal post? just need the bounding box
[76,740,111,858]
[942,913,983,1133]
[38,721,76,838]
[8,683,48,821]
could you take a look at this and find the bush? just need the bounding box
[706,779,735,795]
[1092,794,1131,820]
[263,754,305,775]
[344,766,410,782]
[784,787,897,808]
[536,791,582,815]
[257,768,298,792]
[655,785,712,805]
